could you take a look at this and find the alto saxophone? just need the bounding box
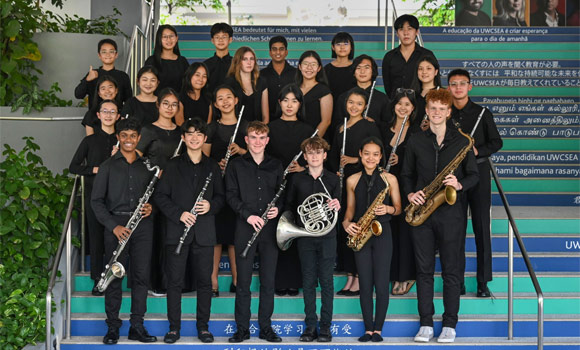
[347,170,390,251]
[404,127,474,226]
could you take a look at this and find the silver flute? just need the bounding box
[174,172,213,255]
[96,159,161,292]
[385,114,409,173]
[283,128,319,179]
[338,117,347,194]
[222,105,245,177]
[363,80,376,119]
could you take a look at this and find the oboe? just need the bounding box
[174,172,213,255]
[96,160,161,292]
[222,106,245,177]
[385,114,409,173]
[338,117,347,194]
[363,80,376,119]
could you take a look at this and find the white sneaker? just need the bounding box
[414,326,434,342]
[437,327,456,343]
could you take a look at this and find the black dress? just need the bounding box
[224,76,267,122]
[121,97,158,126]
[145,55,190,93]
[303,83,332,136]
[180,91,211,122]
[207,118,248,245]
[324,63,355,106]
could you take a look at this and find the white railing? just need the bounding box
[124,0,156,92]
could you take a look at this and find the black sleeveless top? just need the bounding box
[353,169,391,226]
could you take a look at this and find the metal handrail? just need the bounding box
[389,0,425,50]
[124,0,156,92]
[488,158,544,349]
[45,175,80,350]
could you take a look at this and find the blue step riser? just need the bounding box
[60,344,575,350]
[70,319,579,338]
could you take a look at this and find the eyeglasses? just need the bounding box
[396,88,415,96]
[162,34,176,41]
[213,35,230,41]
[449,81,470,87]
[161,101,179,109]
[99,110,118,115]
[334,42,350,47]
[99,50,117,55]
[301,62,319,69]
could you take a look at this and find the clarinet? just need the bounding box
[385,114,409,173]
[338,117,347,194]
[470,107,486,138]
[363,80,376,119]
[174,172,213,255]
[239,129,318,258]
[96,159,161,292]
[222,106,245,177]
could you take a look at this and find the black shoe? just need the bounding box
[128,324,157,343]
[259,326,282,342]
[163,330,180,343]
[477,282,491,297]
[460,283,466,296]
[228,328,250,343]
[345,289,360,296]
[212,289,219,297]
[92,280,104,296]
[358,333,372,342]
[318,327,332,342]
[287,288,299,296]
[299,327,318,342]
[198,330,214,343]
[371,333,383,342]
[103,326,119,345]
[336,289,349,295]
[229,282,237,293]
[275,289,288,296]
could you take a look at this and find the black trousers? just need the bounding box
[104,215,153,328]
[461,160,493,283]
[150,211,168,291]
[390,212,416,282]
[85,184,105,281]
[275,243,302,289]
[297,235,336,329]
[354,228,392,332]
[234,222,279,330]
[411,205,463,328]
[165,241,213,331]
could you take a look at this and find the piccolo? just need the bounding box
[363,80,376,119]
[385,114,409,173]
[222,106,245,177]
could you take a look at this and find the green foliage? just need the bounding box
[0,137,73,349]
[161,0,224,15]
[11,82,72,114]
[405,0,455,26]
[45,7,127,38]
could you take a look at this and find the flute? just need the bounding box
[363,80,376,119]
[222,106,245,177]
[470,107,486,138]
[338,117,347,194]
[385,114,409,173]
[283,129,319,179]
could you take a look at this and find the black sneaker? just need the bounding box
[128,324,157,343]
[102,326,119,345]
[318,326,332,342]
[228,328,250,343]
[198,330,214,343]
[259,326,282,342]
[299,327,317,342]
[163,330,180,343]
[477,282,491,297]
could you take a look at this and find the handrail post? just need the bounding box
[66,219,72,339]
[80,176,85,272]
[46,292,52,350]
[508,222,514,340]
[384,0,388,50]
[538,294,544,349]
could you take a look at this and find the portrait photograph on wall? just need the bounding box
[530,0,566,26]
[456,0,494,25]
[493,0,530,26]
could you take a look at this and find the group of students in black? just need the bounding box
[69,13,503,345]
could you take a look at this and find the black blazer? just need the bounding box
[153,153,225,246]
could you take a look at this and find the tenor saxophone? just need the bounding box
[346,170,390,251]
[404,128,474,226]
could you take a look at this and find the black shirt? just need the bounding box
[381,45,435,99]
[137,124,181,169]
[180,91,211,122]
[74,66,132,109]
[451,99,503,161]
[91,152,156,232]
[353,168,392,226]
[284,168,341,237]
[121,97,158,126]
[69,127,117,185]
[224,76,268,122]
[303,83,332,131]
[225,153,284,222]
[204,53,232,94]
[206,118,248,162]
[260,61,298,122]
[324,63,356,105]
[456,10,492,26]
[266,119,315,168]
[145,55,189,93]
[400,127,479,198]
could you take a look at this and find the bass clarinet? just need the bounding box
[239,129,318,258]
[174,172,213,255]
[96,159,161,292]
[222,105,245,177]
[385,114,409,173]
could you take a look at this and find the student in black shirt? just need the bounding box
[381,15,435,99]
[82,75,122,135]
[70,99,120,295]
[145,25,189,93]
[204,22,233,94]
[343,137,401,343]
[225,46,269,123]
[401,89,479,343]
[91,118,157,344]
[153,118,225,344]
[324,32,356,110]
[225,121,284,343]
[177,62,212,125]
[297,51,332,138]
[260,36,298,122]
[74,38,132,110]
[410,55,442,131]
[121,65,159,126]
[448,69,503,297]
[285,136,341,343]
